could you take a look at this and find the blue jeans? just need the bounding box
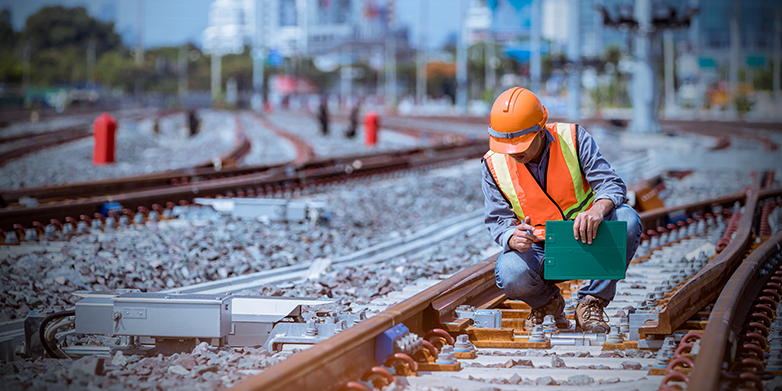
[494,204,643,308]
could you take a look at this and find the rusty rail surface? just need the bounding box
[637,193,746,232]
[688,187,782,390]
[231,256,502,391]
[638,190,759,336]
[0,142,487,231]
[252,112,316,164]
[230,192,761,391]
[193,114,252,170]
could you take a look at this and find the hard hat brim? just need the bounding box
[489,131,538,155]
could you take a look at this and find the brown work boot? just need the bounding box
[575,295,610,333]
[524,293,571,330]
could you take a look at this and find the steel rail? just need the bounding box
[0,112,462,206]
[689,187,782,390]
[0,142,487,231]
[251,112,316,164]
[165,210,484,295]
[0,110,178,167]
[639,190,759,336]
[230,256,501,391]
[193,114,252,170]
[0,142,449,206]
[229,193,756,391]
[637,192,746,231]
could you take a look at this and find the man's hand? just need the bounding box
[509,216,538,252]
[573,199,615,244]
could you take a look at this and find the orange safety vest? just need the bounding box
[484,122,595,239]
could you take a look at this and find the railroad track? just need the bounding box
[0,109,180,167]
[226,186,781,391]
[0,111,482,239]
[0,113,262,208]
[0,141,485,241]
[0,106,116,128]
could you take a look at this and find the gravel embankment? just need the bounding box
[0,161,486,321]
[0,228,498,391]
[0,110,237,190]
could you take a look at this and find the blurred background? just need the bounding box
[0,0,779,124]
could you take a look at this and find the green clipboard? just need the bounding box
[543,220,627,280]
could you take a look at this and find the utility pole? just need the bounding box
[252,0,265,112]
[341,47,352,104]
[297,0,308,56]
[178,45,188,102]
[385,10,397,109]
[485,36,496,94]
[416,0,428,105]
[565,0,581,120]
[629,0,660,133]
[456,0,468,113]
[663,30,676,117]
[530,0,542,93]
[87,39,96,90]
[729,16,739,116]
[688,0,702,112]
[135,0,144,97]
[774,10,780,103]
[22,41,30,93]
[211,54,222,102]
[594,0,604,57]
[135,0,144,66]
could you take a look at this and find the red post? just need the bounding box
[364,111,379,146]
[93,113,117,165]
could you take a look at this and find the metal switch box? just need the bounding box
[111,293,231,339]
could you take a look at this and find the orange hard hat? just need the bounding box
[488,87,548,155]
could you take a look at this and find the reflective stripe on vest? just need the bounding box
[484,122,594,236]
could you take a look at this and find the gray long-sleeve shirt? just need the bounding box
[482,125,627,252]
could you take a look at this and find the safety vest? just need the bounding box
[484,122,594,239]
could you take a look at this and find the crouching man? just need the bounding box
[482,87,642,333]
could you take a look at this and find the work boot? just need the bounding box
[576,295,610,333]
[525,292,571,330]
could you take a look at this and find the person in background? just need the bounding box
[317,96,330,136]
[345,100,361,139]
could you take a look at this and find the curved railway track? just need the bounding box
[0,111,481,240]
[228,185,780,391]
[0,143,485,242]
[0,109,180,167]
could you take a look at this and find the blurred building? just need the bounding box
[203,0,398,57]
[473,0,778,66]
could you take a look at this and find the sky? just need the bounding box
[0,0,460,50]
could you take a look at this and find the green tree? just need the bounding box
[0,8,16,51]
[22,6,121,86]
[0,8,21,84]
